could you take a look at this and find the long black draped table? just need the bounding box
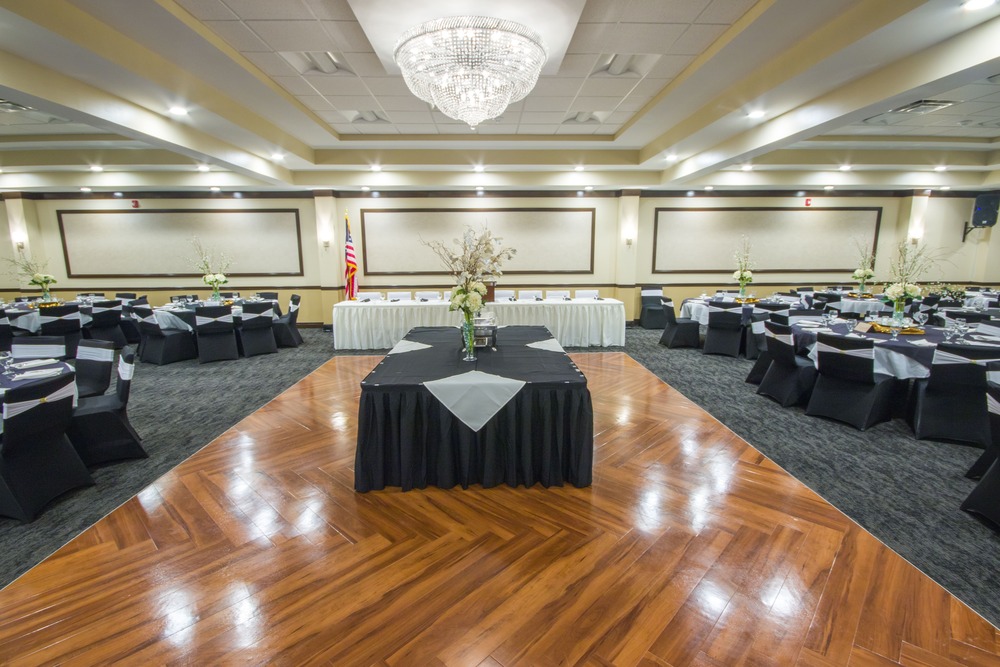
[354,325,594,492]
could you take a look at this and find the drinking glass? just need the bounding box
[889,324,901,341]
[828,309,839,321]
[913,311,928,327]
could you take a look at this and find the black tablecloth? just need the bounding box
[354,326,594,491]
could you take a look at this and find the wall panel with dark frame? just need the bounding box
[359,208,596,276]
[652,207,882,275]
[57,209,304,278]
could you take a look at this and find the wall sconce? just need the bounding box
[625,237,633,248]
[15,241,24,251]
[323,239,330,248]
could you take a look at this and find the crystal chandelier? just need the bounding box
[394,16,547,129]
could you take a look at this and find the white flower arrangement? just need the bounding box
[29,271,57,289]
[7,252,57,297]
[732,236,754,286]
[191,237,233,295]
[852,268,875,281]
[884,282,921,301]
[202,272,228,289]
[424,226,516,322]
[732,269,753,283]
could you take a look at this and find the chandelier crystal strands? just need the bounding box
[394,16,547,128]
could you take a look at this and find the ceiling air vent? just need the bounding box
[889,100,957,114]
[0,99,33,113]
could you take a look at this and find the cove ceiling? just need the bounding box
[1,0,1000,194]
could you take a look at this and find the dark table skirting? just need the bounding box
[355,383,593,492]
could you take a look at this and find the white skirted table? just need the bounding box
[333,298,626,350]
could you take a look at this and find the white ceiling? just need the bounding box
[1,0,1000,193]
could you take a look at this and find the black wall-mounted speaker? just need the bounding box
[972,194,1000,228]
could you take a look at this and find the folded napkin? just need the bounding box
[971,334,1000,343]
[908,339,937,347]
[13,368,63,380]
[12,358,58,369]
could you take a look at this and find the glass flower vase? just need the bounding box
[738,283,747,299]
[41,288,51,302]
[892,298,906,325]
[211,287,221,301]
[857,281,866,295]
[461,317,476,361]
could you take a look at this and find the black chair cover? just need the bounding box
[703,310,744,357]
[84,299,127,349]
[255,292,279,300]
[38,304,82,357]
[908,343,996,447]
[75,338,114,398]
[805,333,895,430]
[658,299,700,348]
[0,372,93,522]
[236,301,278,357]
[133,305,197,365]
[273,294,304,347]
[194,305,239,363]
[115,292,137,300]
[68,347,145,466]
[0,309,13,353]
[757,321,817,407]
[638,287,666,329]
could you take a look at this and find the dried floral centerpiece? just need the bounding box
[851,240,876,296]
[732,235,754,300]
[191,237,233,301]
[7,252,57,301]
[425,226,516,361]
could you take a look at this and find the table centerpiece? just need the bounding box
[732,235,754,301]
[7,251,57,301]
[192,237,233,301]
[851,240,876,297]
[883,241,936,325]
[425,226,516,361]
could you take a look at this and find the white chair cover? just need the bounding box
[932,349,1000,366]
[640,289,662,297]
[575,290,599,299]
[386,291,411,301]
[414,291,441,300]
[765,330,794,346]
[494,290,515,300]
[988,393,1000,415]
[39,312,82,324]
[3,380,75,420]
[241,308,274,321]
[816,341,874,359]
[77,346,115,362]
[545,290,570,300]
[118,356,135,380]
[196,313,234,326]
[91,304,122,314]
[750,320,766,334]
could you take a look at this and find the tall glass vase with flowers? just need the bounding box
[424,226,516,361]
[883,241,938,325]
[852,240,876,296]
[191,237,233,301]
[732,235,754,300]
[6,251,57,301]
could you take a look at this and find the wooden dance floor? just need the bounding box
[0,353,997,665]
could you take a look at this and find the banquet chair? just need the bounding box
[757,321,817,407]
[743,311,769,360]
[170,294,198,303]
[935,299,962,309]
[938,310,991,325]
[771,309,824,326]
[12,336,67,361]
[575,289,599,299]
[794,287,815,294]
[118,296,147,346]
[754,302,789,313]
[115,292,137,300]
[219,291,239,298]
[68,348,145,467]
[443,290,451,302]
[414,291,441,301]
[976,321,1000,338]
[659,298,700,348]
[702,310,745,357]
[83,299,127,349]
[964,377,1000,480]
[356,291,383,302]
[386,291,411,301]
[133,305,197,365]
[0,309,12,353]
[805,333,895,430]
[236,301,278,357]
[75,339,114,399]
[545,290,570,300]
[0,372,93,522]
[273,294,303,347]
[255,292,279,300]
[76,292,105,299]
[639,287,667,329]
[494,289,515,301]
[38,304,83,357]
[908,343,996,447]
[518,289,543,301]
[194,305,239,363]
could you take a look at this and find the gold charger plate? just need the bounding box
[871,323,925,335]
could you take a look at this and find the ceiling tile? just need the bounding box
[297,95,336,110]
[697,0,757,24]
[204,21,271,51]
[968,92,1000,104]
[272,75,319,95]
[556,124,598,135]
[243,52,301,76]
[379,96,431,111]
[315,110,346,122]
[437,125,477,134]
[629,78,670,98]
[327,123,360,133]
[523,97,573,112]
[341,52,388,77]
[383,110,434,123]
[393,124,438,133]
[557,54,601,77]
[566,23,614,53]
[472,124,511,134]
[647,54,694,79]
[220,0,313,19]
[244,20,332,51]
[579,78,640,97]
[622,0,712,24]
[325,95,380,109]
[303,75,368,96]
[932,84,1000,101]
[300,0,357,20]
[607,24,687,55]
[520,111,570,124]
[613,97,649,112]
[606,111,634,124]
[175,0,238,20]
[532,77,586,97]
[667,24,728,56]
[578,0,626,23]
[320,20,374,51]
[569,97,623,112]
[356,124,397,135]
[363,78,411,96]
[516,125,558,134]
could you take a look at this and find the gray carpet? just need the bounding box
[2,326,998,632]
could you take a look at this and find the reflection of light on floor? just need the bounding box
[330,411,349,430]
[691,580,731,616]
[233,596,262,647]
[636,489,661,532]
[769,582,801,617]
[688,486,712,532]
[616,407,631,423]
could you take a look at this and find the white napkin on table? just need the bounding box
[908,339,936,346]
[13,368,63,380]
[12,358,58,369]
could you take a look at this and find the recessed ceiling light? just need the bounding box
[796,191,806,197]
[741,165,753,171]
[233,192,243,198]
[746,110,765,119]
[574,166,584,172]
[475,186,484,191]
[941,186,952,190]
[370,165,382,172]
[824,185,835,191]
[168,106,188,116]
[576,190,584,196]
[79,187,91,192]
[197,165,210,172]
[210,186,221,192]
[361,186,370,192]
[372,191,380,197]
[89,165,103,172]
[113,192,123,197]
[271,152,285,161]
[934,165,947,172]
[924,189,933,194]
[686,190,695,196]
[473,165,484,173]
[963,0,996,10]
[704,186,714,191]
[477,190,484,196]
[584,186,593,191]
[665,153,678,161]
[0,168,4,174]
[839,165,852,171]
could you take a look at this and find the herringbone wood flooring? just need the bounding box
[0,353,997,666]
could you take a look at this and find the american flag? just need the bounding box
[344,212,358,300]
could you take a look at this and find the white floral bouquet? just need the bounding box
[29,271,57,289]
[202,272,228,289]
[883,281,921,302]
[7,252,57,298]
[425,226,516,322]
[732,269,753,284]
[191,237,233,296]
[852,268,875,282]
[732,235,754,287]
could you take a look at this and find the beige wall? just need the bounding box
[1,191,995,324]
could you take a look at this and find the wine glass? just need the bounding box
[0,351,13,378]
[912,311,928,327]
[889,323,902,341]
[955,317,969,343]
